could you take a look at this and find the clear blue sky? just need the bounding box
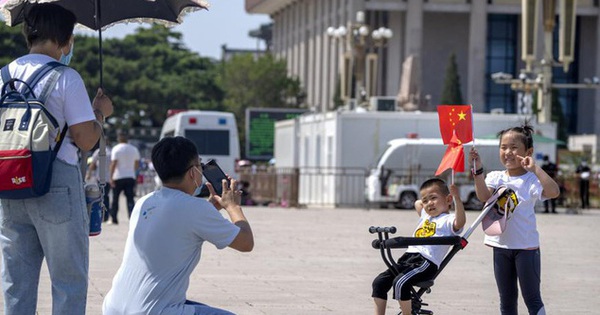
[93,0,272,59]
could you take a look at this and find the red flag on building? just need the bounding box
[435,134,465,176]
[437,105,473,144]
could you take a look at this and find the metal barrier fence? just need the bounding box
[239,167,369,208]
[136,168,158,197]
[238,166,478,209]
[557,173,600,208]
[239,167,299,207]
[298,167,369,207]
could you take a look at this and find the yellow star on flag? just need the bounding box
[437,105,473,145]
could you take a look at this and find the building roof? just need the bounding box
[245,0,294,14]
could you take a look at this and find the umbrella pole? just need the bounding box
[98,29,103,88]
[95,0,103,88]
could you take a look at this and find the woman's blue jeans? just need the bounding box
[0,159,89,315]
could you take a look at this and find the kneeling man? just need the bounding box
[103,136,254,315]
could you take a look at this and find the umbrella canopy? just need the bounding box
[0,0,209,85]
[0,0,209,30]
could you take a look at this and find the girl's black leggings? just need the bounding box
[493,247,545,315]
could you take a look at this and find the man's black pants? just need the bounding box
[110,178,136,222]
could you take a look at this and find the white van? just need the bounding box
[160,110,240,178]
[365,138,503,210]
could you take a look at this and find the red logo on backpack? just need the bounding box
[0,149,33,190]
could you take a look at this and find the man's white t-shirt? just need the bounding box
[102,187,240,315]
[111,142,140,180]
[484,171,544,249]
[6,54,95,165]
[406,212,461,267]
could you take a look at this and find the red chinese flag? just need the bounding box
[437,105,473,144]
[435,135,465,176]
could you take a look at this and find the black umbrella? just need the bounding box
[0,0,209,86]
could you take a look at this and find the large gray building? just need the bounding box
[246,0,600,137]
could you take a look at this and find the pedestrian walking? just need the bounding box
[109,131,140,223]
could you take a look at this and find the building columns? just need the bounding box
[595,13,600,148]
[467,1,487,112]
[403,0,423,107]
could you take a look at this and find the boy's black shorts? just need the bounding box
[372,252,437,300]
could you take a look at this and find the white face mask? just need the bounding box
[59,42,74,65]
[193,185,203,197]
[192,166,203,196]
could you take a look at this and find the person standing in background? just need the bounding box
[110,131,140,223]
[541,155,558,213]
[576,160,591,209]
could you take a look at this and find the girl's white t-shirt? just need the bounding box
[7,54,96,165]
[484,170,544,249]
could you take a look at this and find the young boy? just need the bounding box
[372,178,466,315]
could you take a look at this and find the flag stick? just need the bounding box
[470,104,476,175]
[472,152,477,175]
[451,169,457,210]
[469,104,475,144]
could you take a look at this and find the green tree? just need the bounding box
[218,53,303,156]
[0,24,29,65]
[72,26,223,129]
[1,24,223,130]
[1,24,305,152]
[440,53,464,105]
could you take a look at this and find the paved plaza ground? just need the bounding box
[1,203,599,314]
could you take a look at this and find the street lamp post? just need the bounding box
[538,0,555,124]
[327,11,392,108]
[491,71,600,119]
[492,0,594,123]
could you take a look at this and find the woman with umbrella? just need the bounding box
[0,4,113,314]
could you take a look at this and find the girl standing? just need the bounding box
[469,123,559,315]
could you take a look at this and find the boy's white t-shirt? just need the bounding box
[406,211,461,267]
[103,187,240,315]
[484,170,544,249]
[7,54,96,165]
